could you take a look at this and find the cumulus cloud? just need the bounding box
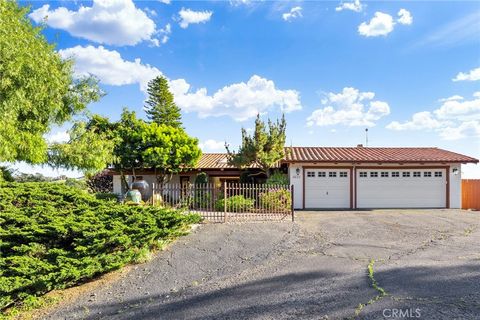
[358,12,395,37]
[58,45,161,92]
[434,93,480,120]
[159,23,172,44]
[282,7,302,21]
[453,67,480,82]
[29,0,158,46]
[306,87,390,127]
[159,0,171,4]
[199,139,226,152]
[397,8,413,25]
[169,75,302,121]
[358,9,412,37]
[439,121,480,140]
[335,0,364,13]
[178,8,213,29]
[386,111,445,131]
[387,92,480,140]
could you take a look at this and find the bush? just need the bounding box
[86,170,113,193]
[0,182,201,311]
[95,192,119,202]
[64,177,88,190]
[0,166,14,182]
[265,171,288,186]
[215,195,255,212]
[259,188,292,212]
[194,172,208,184]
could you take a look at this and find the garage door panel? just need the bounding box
[305,169,350,208]
[357,169,446,208]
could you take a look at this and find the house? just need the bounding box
[111,146,478,209]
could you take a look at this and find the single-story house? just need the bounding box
[112,146,478,210]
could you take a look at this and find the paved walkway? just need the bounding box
[46,209,480,319]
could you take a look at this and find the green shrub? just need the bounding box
[215,195,255,212]
[95,192,119,202]
[265,171,288,186]
[259,188,292,212]
[64,178,88,190]
[0,182,200,311]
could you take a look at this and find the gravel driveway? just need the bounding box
[46,209,480,320]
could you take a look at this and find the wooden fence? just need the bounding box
[462,179,480,210]
[151,183,294,222]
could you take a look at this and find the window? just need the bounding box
[403,172,410,177]
[392,172,400,177]
[329,172,337,178]
[307,171,315,177]
[381,172,389,178]
[359,172,367,178]
[318,172,326,177]
[370,172,378,178]
[340,172,348,178]
[435,171,443,177]
[424,172,432,177]
[413,172,421,177]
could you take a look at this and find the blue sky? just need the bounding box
[13,0,480,177]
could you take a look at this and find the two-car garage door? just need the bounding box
[356,169,446,208]
[304,168,447,209]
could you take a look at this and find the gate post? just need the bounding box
[224,182,227,223]
[291,184,295,222]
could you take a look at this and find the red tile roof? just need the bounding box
[196,153,261,169]
[283,147,478,164]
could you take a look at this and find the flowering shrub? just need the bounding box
[259,188,292,212]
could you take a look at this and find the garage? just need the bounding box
[304,168,351,208]
[356,168,447,208]
[287,146,478,210]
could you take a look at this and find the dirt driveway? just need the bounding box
[46,209,480,320]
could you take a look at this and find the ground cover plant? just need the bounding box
[0,182,201,312]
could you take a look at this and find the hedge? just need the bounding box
[0,182,200,311]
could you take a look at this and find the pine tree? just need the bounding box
[226,114,287,177]
[144,76,182,128]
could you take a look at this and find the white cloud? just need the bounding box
[58,45,161,92]
[386,111,444,131]
[306,87,390,127]
[159,23,172,44]
[358,12,395,37]
[46,131,70,143]
[282,7,302,21]
[29,0,157,46]
[159,0,171,4]
[170,75,302,121]
[397,9,413,25]
[434,93,480,120]
[387,92,480,140]
[453,67,480,82]
[178,8,213,29]
[199,139,226,152]
[438,95,464,102]
[439,121,480,140]
[335,0,364,13]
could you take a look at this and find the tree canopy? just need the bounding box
[53,109,201,185]
[0,1,102,164]
[226,114,287,177]
[144,76,182,128]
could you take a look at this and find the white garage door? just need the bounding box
[305,169,350,208]
[356,169,446,208]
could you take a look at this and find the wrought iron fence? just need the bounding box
[151,183,294,222]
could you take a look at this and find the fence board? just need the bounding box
[151,182,294,222]
[462,179,480,210]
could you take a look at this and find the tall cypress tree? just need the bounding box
[144,76,182,128]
